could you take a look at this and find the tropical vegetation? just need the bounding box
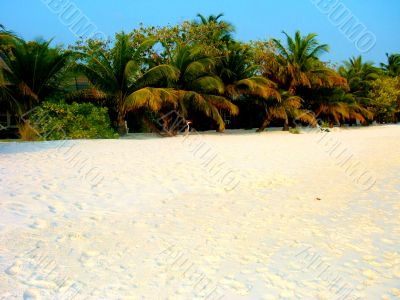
[20,101,117,140]
[1,15,399,140]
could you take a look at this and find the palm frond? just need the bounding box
[134,64,180,90]
[191,75,225,94]
[233,77,281,100]
[125,87,179,111]
[205,95,239,115]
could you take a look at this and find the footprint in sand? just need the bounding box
[30,219,47,229]
[23,289,40,300]
[362,269,377,280]
[74,202,88,211]
[392,267,400,278]
[5,260,22,275]
[42,183,57,191]
[48,203,65,214]
[391,288,400,297]
[220,277,251,296]
[48,206,57,213]
[7,202,27,214]
[79,250,99,267]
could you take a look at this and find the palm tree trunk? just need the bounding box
[116,95,128,135]
[256,115,272,132]
[216,124,225,133]
[282,119,289,131]
[158,112,178,137]
[117,112,128,135]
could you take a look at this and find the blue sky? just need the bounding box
[1,0,399,65]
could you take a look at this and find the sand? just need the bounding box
[0,125,399,299]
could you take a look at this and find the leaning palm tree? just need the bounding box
[215,42,283,130]
[76,32,179,134]
[314,88,373,127]
[316,104,349,127]
[0,32,74,117]
[380,53,400,77]
[256,91,316,132]
[172,44,239,131]
[270,31,345,94]
[215,42,315,132]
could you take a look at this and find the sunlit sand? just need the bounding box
[1,125,399,299]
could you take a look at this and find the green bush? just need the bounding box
[289,128,301,134]
[24,102,118,140]
[368,76,400,123]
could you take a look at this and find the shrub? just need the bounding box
[320,121,330,128]
[368,76,400,123]
[21,102,118,140]
[289,128,301,134]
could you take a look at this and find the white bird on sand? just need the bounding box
[185,120,192,135]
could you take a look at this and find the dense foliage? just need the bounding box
[0,27,74,117]
[368,76,400,123]
[22,102,117,140]
[1,15,399,139]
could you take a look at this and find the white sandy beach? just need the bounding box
[0,125,399,299]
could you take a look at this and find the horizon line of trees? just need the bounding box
[1,14,400,137]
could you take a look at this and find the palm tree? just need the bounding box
[270,31,343,94]
[128,44,238,132]
[338,56,380,111]
[214,42,284,130]
[172,44,239,131]
[0,25,17,44]
[195,13,235,46]
[316,92,373,127]
[76,32,179,134]
[293,55,377,128]
[196,13,225,24]
[215,42,316,132]
[0,32,74,117]
[288,56,377,128]
[217,43,279,101]
[339,56,380,91]
[256,91,316,132]
[380,53,400,77]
